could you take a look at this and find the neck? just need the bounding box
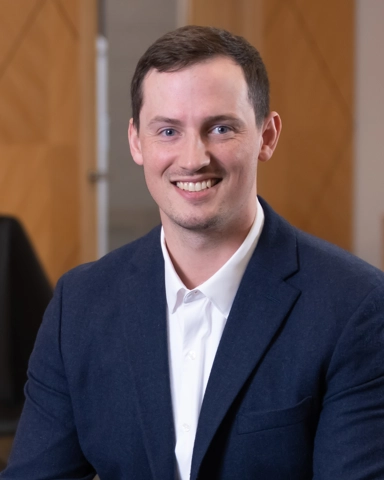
[163,219,254,290]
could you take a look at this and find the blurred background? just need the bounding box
[0,0,383,467]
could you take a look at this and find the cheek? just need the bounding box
[141,150,174,198]
[220,143,257,175]
[141,144,176,174]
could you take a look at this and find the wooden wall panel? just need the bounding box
[78,0,97,264]
[49,3,78,144]
[293,0,354,107]
[0,0,97,285]
[260,0,353,250]
[190,0,244,35]
[0,3,35,65]
[0,146,52,272]
[189,0,354,251]
[55,0,79,34]
[0,3,50,143]
[49,146,80,281]
[189,0,262,46]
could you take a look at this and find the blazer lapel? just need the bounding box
[191,200,301,479]
[120,228,176,480]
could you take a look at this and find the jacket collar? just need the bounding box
[190,198,301,479]
[119,229,176,480]
[119,197,300,480]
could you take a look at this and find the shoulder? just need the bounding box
[58,225,162,301]
[295,227,384,293]
[258,197,384,310]
[286,223,384,332]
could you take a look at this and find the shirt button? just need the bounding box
[188,350,196,360]
[182,423,190,432]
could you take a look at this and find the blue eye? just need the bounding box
[213,126,230,134]
[162,128,176,136]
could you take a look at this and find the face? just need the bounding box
[129,56,280,236]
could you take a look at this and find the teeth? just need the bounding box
[176,180,216,192]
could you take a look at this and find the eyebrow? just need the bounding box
[202,115,244,128]
[148,116,183,127]
[147,114,244,128]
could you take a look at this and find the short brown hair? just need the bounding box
[131,25,270,130]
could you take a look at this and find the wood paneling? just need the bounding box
[260,0,353,250]
[0,146,51,271]
[293,0,354,107]
[0,435,13,467]
[189,0,354,250]
[189,0,263,46]
[78,0,97,264]
[54,0,79,36]
[0,2,37,66]
[0,2,49,144]
[0,0,97,284]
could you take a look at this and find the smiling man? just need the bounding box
[128,54,280,288]
[2,26,384,480]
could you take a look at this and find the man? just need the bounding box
[2,26,384,480]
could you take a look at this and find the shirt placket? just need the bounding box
[175,290,208,479]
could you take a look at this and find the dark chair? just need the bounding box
[0,217,52,434]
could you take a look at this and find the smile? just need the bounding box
[175,179,219,192]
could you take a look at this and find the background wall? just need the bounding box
[0,0,97,285]
[354,0,384,269]
[106,0,176,250]
[106,0,383,268]
[190,0,354,252]
[1,0,383,469]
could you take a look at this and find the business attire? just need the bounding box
[2,198,384,479]
[164,199,264,479]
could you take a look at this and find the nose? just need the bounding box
[177,134,210,172]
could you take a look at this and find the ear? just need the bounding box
[258,112,282,162]
[128,118,144,166]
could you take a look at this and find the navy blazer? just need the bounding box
[2,199,384,479]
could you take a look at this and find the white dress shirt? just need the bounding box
[160,199,264,480]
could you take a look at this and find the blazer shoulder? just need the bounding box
[294,226,384,294]
[59,225,162,296]
[258,197,384,292]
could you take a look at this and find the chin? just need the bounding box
[172,215,221,232]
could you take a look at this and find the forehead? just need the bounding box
[140,57,252,119]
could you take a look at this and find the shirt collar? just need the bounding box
[161,198,265,318]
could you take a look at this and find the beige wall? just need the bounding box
[106,0,176,250]
[354,0,384,269]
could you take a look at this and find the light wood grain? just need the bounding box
[55,0,79,35]
[78,0,97,264]
[189,0,354,250]
[0,2,36,66]
[0,0,97,284]
[260,0,353,249]
[190,0,262,44]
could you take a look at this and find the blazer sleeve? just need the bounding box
[0,276,96,480]
[313,284,384,479]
